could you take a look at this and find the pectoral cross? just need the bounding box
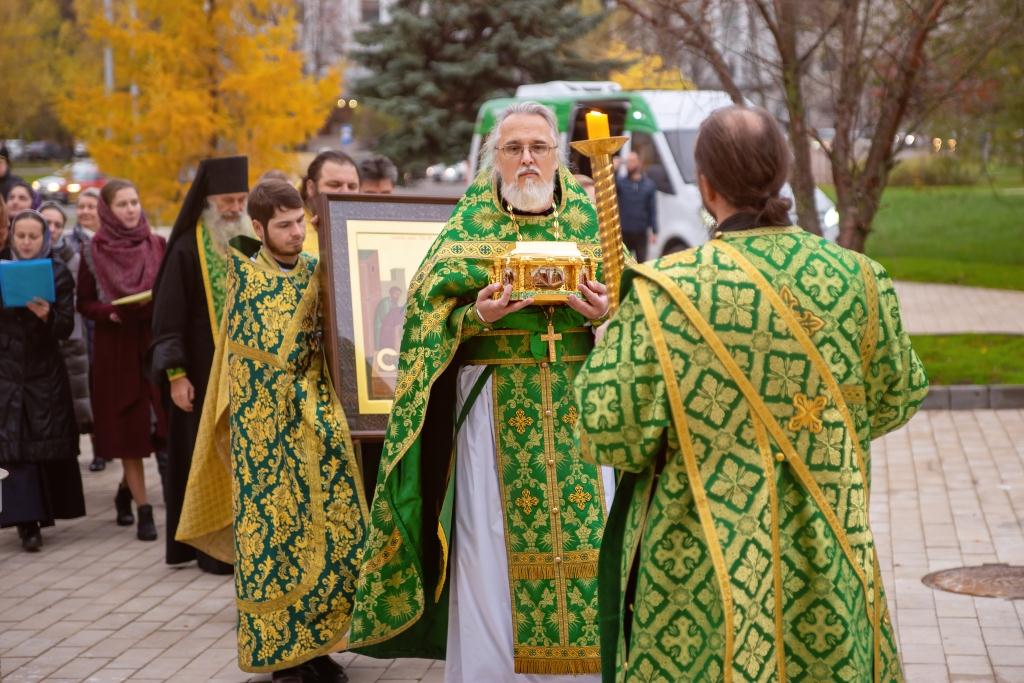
[541,322,562,363]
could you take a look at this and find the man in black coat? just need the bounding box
[151,156,250,574]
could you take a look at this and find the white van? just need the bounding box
[469,81,839,255]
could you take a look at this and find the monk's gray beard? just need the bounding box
[500,172,555,213]
[201,205,254,254]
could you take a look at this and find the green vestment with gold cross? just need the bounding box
[176,237,369,672]
[575,227,928,682]
[350,168,611,675]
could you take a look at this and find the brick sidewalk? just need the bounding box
[2,409,1024,682]
[894,281,1024,335]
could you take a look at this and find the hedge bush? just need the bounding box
[888,154,978,187]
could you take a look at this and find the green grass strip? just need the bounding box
[865,185,1024,291]
[911,334,1024,385]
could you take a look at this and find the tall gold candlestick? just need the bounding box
[571,135,629,314]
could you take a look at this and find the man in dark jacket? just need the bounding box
[615,151,658,262]
[150,156,250,574]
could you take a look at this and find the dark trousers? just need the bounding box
[622,231,649,263]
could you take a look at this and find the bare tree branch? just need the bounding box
[797,10,844,68]
[902,10,1016,135]
[618,0,1000,252]
[617,0,745,103]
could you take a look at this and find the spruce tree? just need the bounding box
[353,0,617,172]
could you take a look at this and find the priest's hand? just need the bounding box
[567,278,609,320]
[170,376,195,412]
[475,283,534,324]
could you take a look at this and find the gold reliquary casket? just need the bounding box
[492,241,594,304]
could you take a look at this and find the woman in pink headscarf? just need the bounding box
[78,179,167,543]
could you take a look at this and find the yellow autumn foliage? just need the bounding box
[606,41,694,91]
[0,1,62,138]
[56,0,339,223]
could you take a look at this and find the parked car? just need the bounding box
[33,173,67,202]
[3,139,25,160]
[23,140,68,161]
[32,159,105,204]
[426,160,468,183]
[469,82,840,255]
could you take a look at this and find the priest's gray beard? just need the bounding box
[500,166,555,213]
[202,203,254,254]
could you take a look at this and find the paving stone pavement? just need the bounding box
[2,409,1023,682]
[894,281,1024,335]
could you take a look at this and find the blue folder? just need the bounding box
[0,259,56,307]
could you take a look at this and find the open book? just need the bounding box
[0,258,55,307]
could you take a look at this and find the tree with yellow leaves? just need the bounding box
[0,1,63,139]
[605,40,694,91]
[57,0,339,222]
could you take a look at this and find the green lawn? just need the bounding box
[863,185,1024,290]
[912,334,1024,385]
[13,164,63,184]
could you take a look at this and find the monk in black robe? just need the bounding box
[151,156,251,574]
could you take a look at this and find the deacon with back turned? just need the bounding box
[577,105,928,682]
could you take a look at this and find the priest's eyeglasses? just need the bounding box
[498,143,556,159]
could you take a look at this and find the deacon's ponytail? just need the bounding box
[756,195,793,227]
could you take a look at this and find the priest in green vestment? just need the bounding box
[176,179,366,683]
[350,102,616,680]
[575,106,928,683]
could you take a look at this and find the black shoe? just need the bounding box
[89,457,107,472]
[115,482,134,526]
[17,523,42,552]
[137,504,157,541]
[308,656,348,683]
[197,553,234,575]
[271,664,313,683]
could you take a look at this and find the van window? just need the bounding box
[664,129,699,183]
[630,131,674,194]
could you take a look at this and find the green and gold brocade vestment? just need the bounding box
[176,238,369,672]
[196,221,230,328]
[350,169,611,675]
[576,227,928,682]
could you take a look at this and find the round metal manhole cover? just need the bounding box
[922,564,1024,599]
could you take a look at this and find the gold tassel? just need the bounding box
[508,561,598,580]
[514,656,602,675]
[562,561,599,579]
[509,564,556,580]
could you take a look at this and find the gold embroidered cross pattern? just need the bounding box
[788,392,827,433]
[515,488,539,515]
[562,405,579,426]
[509,409,534,434]
[568,485,593,510]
